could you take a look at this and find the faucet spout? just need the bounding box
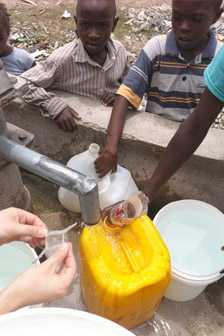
[0,134,100,225]
[0,65,100,225]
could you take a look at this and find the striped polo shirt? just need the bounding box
[22,38,127,119]
[117,30,222,121]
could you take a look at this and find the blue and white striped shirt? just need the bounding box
[118,30,222,121]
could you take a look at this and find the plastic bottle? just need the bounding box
[58,144,139,213]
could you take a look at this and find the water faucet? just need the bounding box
[0,61,100,225]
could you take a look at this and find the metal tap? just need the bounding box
[0,60,100,225]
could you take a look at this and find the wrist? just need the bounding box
[104,142,118,155]
[0,285,24,314]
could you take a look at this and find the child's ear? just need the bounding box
[112,16,119,32]
[74,15,78,25]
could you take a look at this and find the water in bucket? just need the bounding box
[0,242,36,289]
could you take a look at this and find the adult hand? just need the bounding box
[0,208,47,247]
[0,243,76,313]
[95,147,117,178]
[101,92,116,107]
[55,107,81,132]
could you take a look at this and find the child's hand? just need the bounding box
[0,208,47,247]
[95,148,117,178]
[101,92,116,107]
[0,243,76,313]
[55,107,81,132]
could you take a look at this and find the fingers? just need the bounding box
[56,118,74,132]
[71,109,81,120]
[95,157,107,177]
[55,109,79,132]
[63,243,76,274]
[64,118,76,132]
[48,243,70,273]
[95,150,117,178]
[18,224,47,246]
[101,93,116,107]
[15,209,47,245]
[16,208,46,229]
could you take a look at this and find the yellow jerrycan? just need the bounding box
[80,209,170,329]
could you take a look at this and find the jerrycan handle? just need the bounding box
[88,143,100,157]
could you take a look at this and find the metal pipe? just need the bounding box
[0,134,100,225]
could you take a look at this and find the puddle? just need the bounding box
[134,315,174,336]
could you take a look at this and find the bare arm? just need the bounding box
[106,95,129,152]
[95,95,129,177]
[145,89,223,200]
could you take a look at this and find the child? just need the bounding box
[22,0,127,132]
[0,3,35,76]
[95,0,223,177]
[143,41,224,201]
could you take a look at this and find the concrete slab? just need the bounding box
[4,91,224,214]
[55,91,224,162]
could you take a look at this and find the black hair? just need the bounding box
[76,0,117,18]
[0,3,10,35]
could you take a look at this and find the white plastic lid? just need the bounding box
[0,308,135,336]
[154,200,224,281]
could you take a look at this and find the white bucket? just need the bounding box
[0,308,135,336]
[154,200,224,302]
[0,241,39,302]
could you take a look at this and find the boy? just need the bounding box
[143,42,224,201]
[22,0,127,132]
[0,3,35,75]
[95,0,223,177]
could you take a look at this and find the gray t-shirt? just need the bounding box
[1,47,34,76]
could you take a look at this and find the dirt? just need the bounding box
[4,0,171,9]
[2,0,171,59]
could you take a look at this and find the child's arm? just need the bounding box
[145,44,224,200]
[95,55,153,176]
[144,88,222,201]
[95,37,162,176]
[95,95,129,177]
[22,55,79,132]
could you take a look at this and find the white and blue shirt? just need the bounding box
[1,47,34,76]
[118,31,222,121]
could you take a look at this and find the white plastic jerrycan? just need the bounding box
[58,143,139,213]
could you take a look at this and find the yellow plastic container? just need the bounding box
[80,215,170,329]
